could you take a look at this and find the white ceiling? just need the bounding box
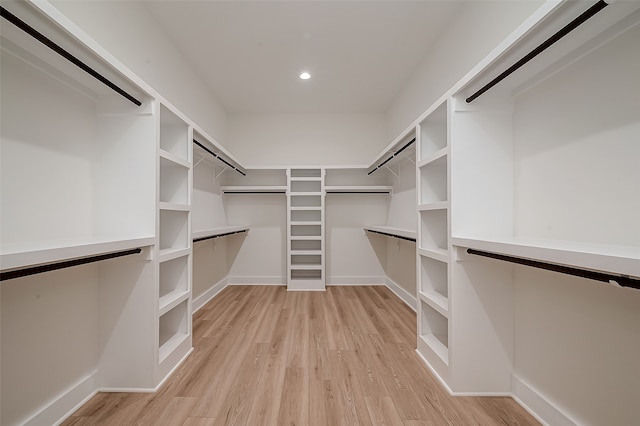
[143,1,463,115]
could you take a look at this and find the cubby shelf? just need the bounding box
[418,248,449,263]
[417,148,448,169]
[420,334,449,365]
[159,290,190,316]
[418,202,449,211]
[419,291,449,317]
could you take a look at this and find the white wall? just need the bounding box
[511,23,640,425]
[386,0,544,140]
[50,0,229,145]
[227,113,387,167]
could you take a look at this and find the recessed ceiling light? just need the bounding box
[299,72,311,80]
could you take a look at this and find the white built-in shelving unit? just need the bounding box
[415,100,451,373]
[410,0,640,414]
[156,103,193,379]
[287,168,325,290]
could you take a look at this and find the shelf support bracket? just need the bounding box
[384,165,398,177]
[215,166,228,179]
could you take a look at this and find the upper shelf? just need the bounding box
[325,186,392,194]
[364,225,417,242]
[193,136,246,176]
[367,131,416,175]
[453,236,640,282]
[192,225,250,243]
[221,186,287,194]
[0,236,155,272]
[0,0,151,106]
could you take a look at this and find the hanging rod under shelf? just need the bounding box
[0,6,142,106]
[193,229,247,243]
[192,139,246,176]
[365,229,416,243]
[466,0,609,103]
[466,248,640,290]
[0,248,142,281]
[368,138,415,175]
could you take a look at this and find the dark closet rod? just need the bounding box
[465,0,609,103]
[366,229,416,243]
[223,191,285,194]
[193,229,247,243]
[0,248,142,282]
[0,6,142,106]
[193,139,246,176]
[368,138,416,175]
[466,248,640,290]
[327,191,391,194]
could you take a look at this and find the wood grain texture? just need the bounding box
[62,286,539,425]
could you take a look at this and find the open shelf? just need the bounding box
[419,256,449,315]
[325,185,393,194]
[420,300,449,364]
[160,105,189,162]
[419,101,448,161]
[221,185,287,194]
[192,225,249,242]
[453,236,640,280]
[158,300,189,362]
[159,210,189,251]
[363,225,416,242]
[420,210,448,252]
[0,236,155,272]
[160,156,190,205]
[419,156,448,204]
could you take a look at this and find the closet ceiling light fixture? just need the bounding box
[299,72,311,80]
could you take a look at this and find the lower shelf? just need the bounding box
[420,334,449,365]
[159,331,189,363]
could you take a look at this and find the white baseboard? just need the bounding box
[327,276,385,286]
[228,276,285,285]
[193,277,229,313]
[512,375,577,426]
[384,277,417,312]
[20,371,98,426]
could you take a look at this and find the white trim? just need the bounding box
[385,277,417,312]
[21,371,98,426]
[415,349,453,394]
[512,375,578,426]
[326,276,385,286]
[228,276,285,285]
[192,277,229,312]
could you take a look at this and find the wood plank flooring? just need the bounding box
[63,286,539,425]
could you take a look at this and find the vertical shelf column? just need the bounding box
[416,100,451,382]
[156,103,193,382]
[287,168,325,291]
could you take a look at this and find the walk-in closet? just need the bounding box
[1,0,638,425]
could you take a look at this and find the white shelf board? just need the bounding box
[418,247,449,263]
[418,202,449,211]
[291,250,322,255]
[159,202,190,212]
[325,186,393,193]
[291,221,322,226]
[290,236,322,241]
[1,236,155,271]
[221,186,287,193]
[364,225,417,241]
[420,334,449,365]
[417,147,448,168]
[159,290,191,317]
[192,225,249,241]
[290,206,322,211]
[452,236,640,279]
[158,247,191,263]
[159,331,190,363]
[159,149,191,168]
[290,264,323,270]
[290,177,322,181]
[419,291,449,317]
[290,192,323,196]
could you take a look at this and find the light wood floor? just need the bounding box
[63,285,539,425]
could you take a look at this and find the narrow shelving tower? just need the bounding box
[156,103,193,382]
[416,100,451,383]
[287,168,325,290]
